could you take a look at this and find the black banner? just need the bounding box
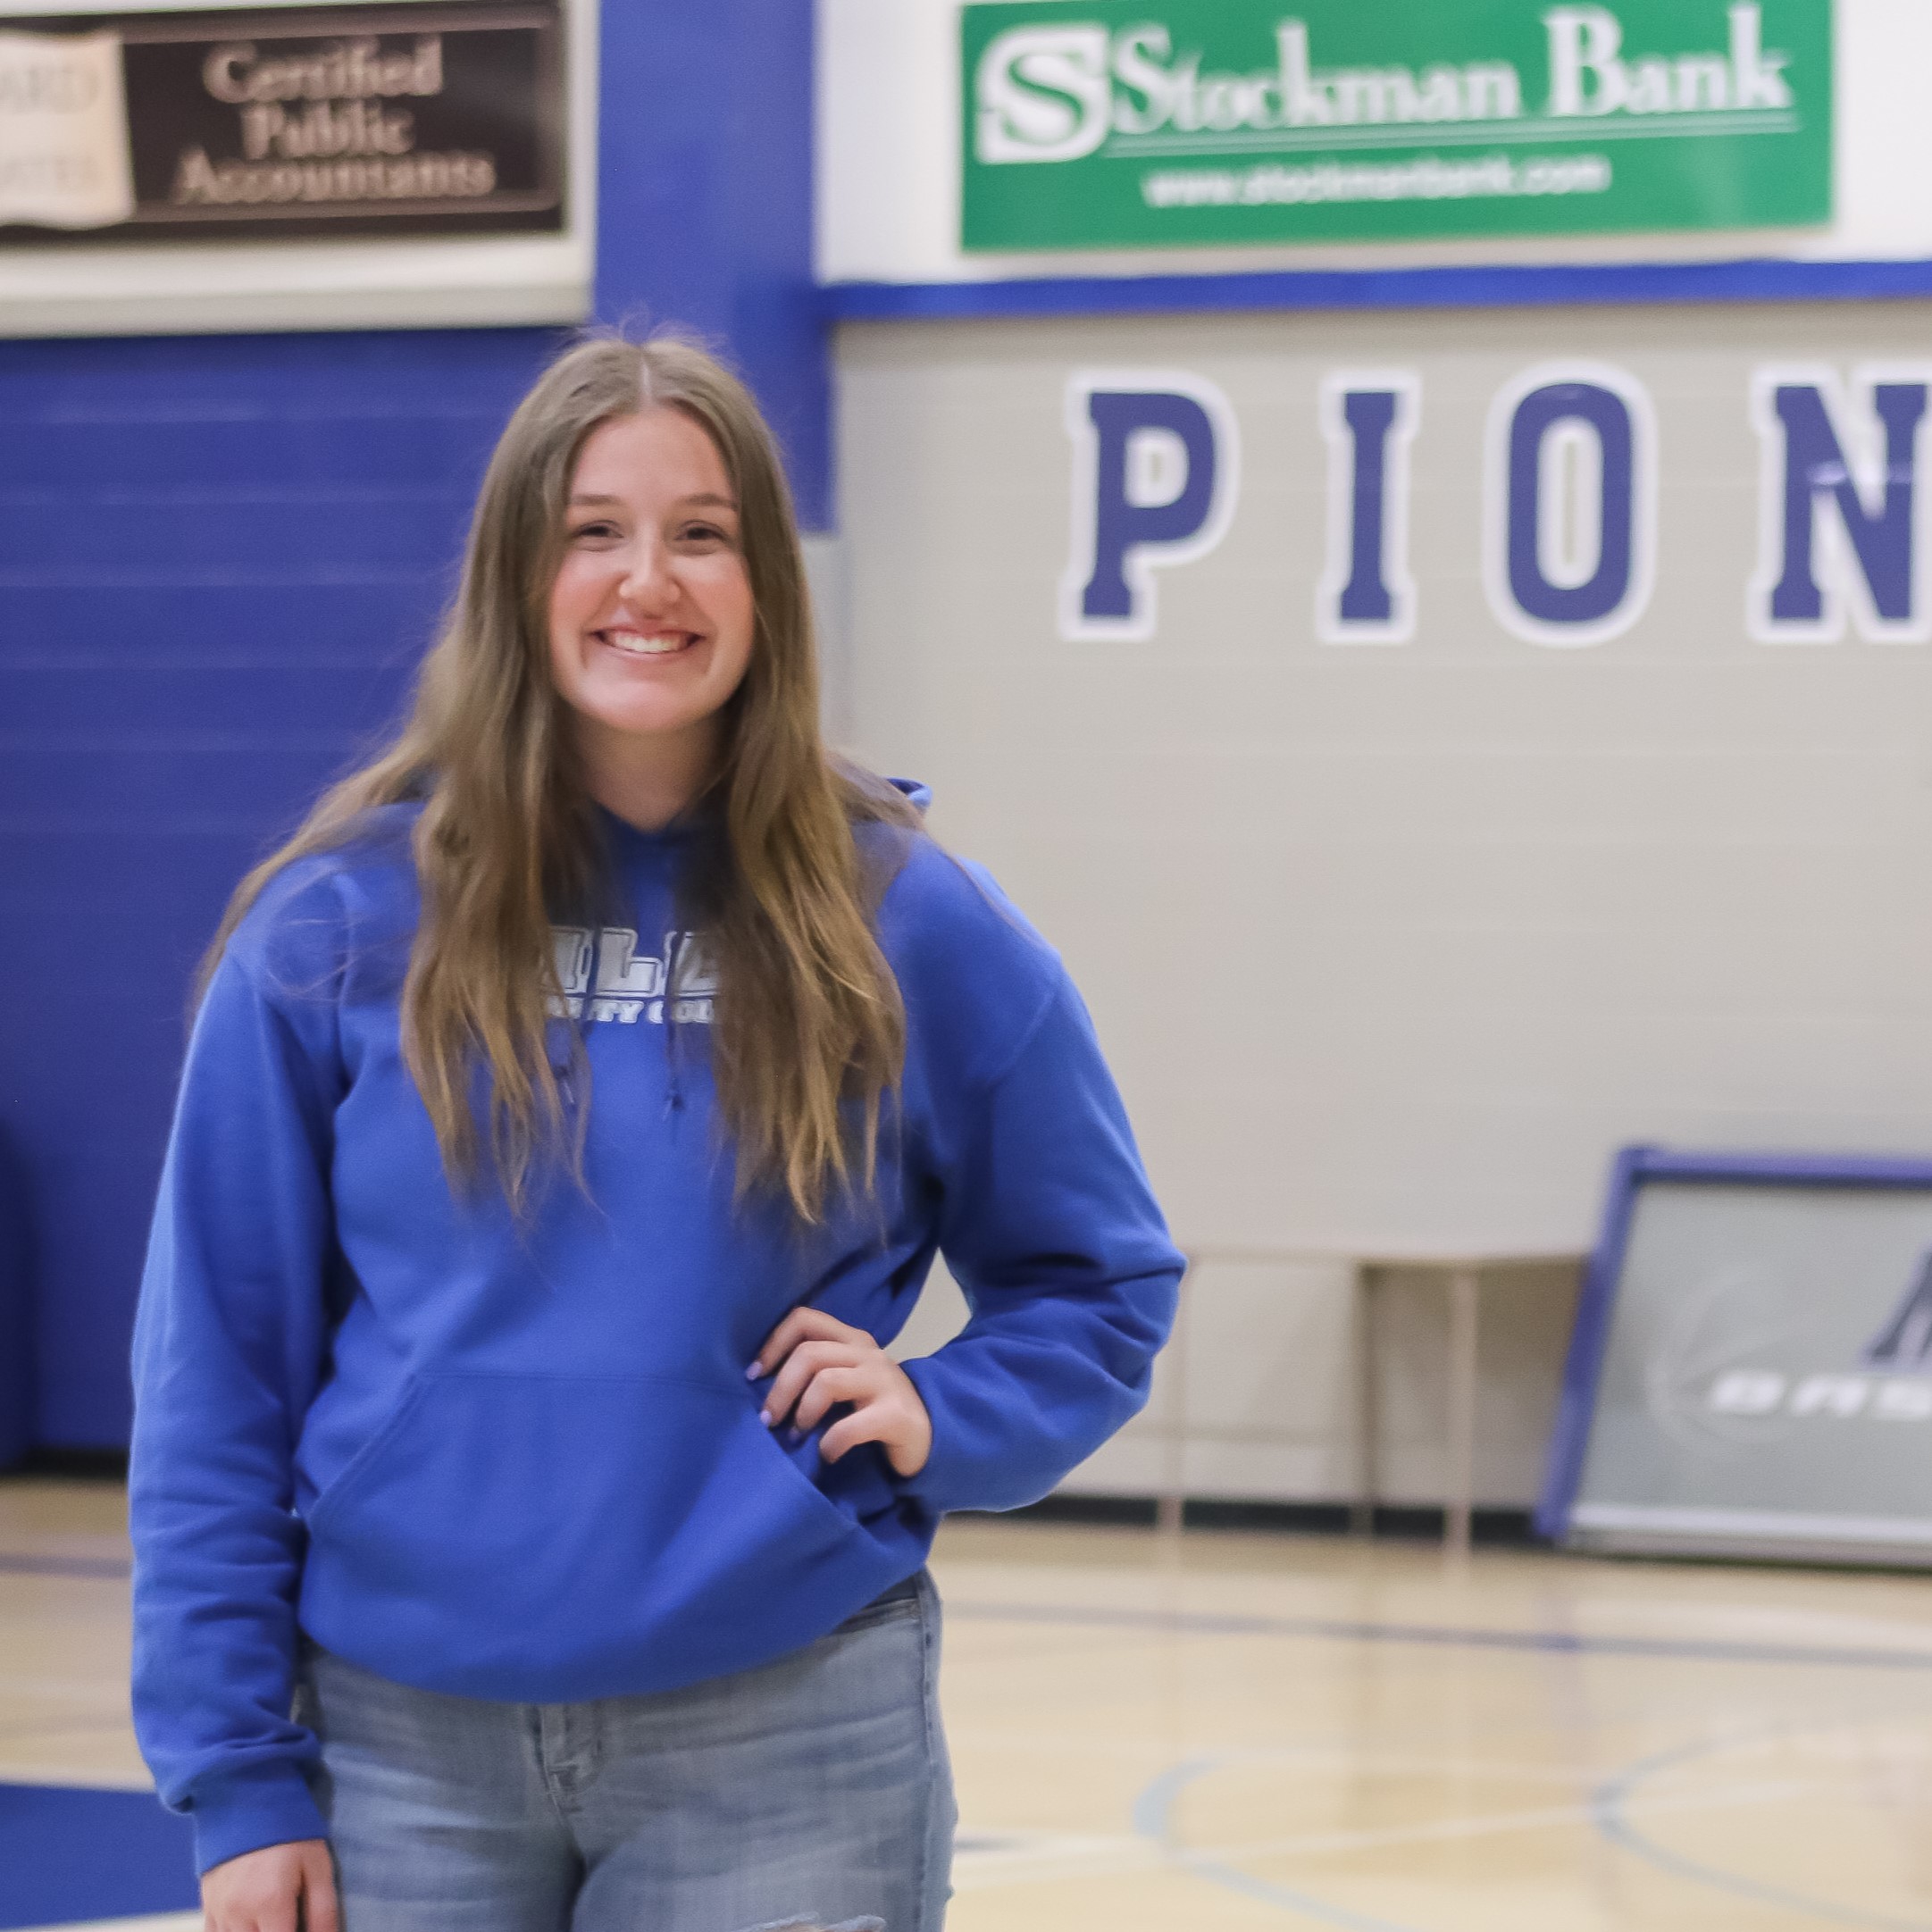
[1,1,565,246]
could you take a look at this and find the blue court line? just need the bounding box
[0,1553,130,1580]
[1131,1731,1932,1932]
[1592,1735,1932,1932]
[949,1600,1932,1673]
[1133,1756,1428,1932]
[0,1785,197,1930]
[12,1554,1932,1672]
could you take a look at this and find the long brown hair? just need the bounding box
[204,331,916,1218]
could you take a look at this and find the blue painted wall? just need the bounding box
[598,1,827,531]
[0,0,819,1451]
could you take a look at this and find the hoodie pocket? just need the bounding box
[300,1370,902,1698]
[305,1376,431,1538]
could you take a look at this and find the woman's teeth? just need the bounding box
[601,629,692,656]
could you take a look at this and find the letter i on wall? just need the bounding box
[1317,373,1420,644]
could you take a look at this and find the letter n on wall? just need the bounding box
[1749,365,1932,644]
[1060,370,1240,642]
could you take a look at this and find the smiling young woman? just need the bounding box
[127,333,1182,1932]
[548,408,757,823]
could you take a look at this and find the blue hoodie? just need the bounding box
[129,792,1182,1874]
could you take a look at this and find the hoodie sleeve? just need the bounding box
[129,910,343,1875]
[896,959,1183,1518]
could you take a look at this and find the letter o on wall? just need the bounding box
[1484,362,1656,647]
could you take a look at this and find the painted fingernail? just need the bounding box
[759,1408,774,1426]
[788,1426,806,1445]
[745,1360,762,1380]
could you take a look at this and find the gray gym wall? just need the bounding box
[845,299,1932,1510]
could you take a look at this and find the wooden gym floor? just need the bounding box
[5,1476,1932,1930]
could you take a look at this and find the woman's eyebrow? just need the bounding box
[565,491,739,510]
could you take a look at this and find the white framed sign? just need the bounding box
[0,0,597,334]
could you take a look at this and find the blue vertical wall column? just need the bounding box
[0,332,557,1453]
[0,1125,30,1468]
[0,3,824,1456]
[595,0,827,529]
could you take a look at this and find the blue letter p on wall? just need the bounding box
[1061,371,1240,641]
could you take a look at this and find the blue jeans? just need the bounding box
[296,1572,954,1932]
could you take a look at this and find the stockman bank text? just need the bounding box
[964,1,1829,248]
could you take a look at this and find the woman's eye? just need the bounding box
[569,521,620,542]
[680,522,733,546]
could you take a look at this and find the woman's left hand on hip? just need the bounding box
[749,1308,933,1477]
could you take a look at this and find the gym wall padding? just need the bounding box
[0,0,818,1451]
[0,330,555,1450]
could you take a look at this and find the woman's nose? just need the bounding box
[618,539,677,606]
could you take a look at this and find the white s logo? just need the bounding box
[975,25,1111,163]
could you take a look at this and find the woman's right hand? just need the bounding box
[200,1838,338,1932]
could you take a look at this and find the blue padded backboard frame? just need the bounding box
[1535,1145,1932,1543]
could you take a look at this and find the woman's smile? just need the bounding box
[593,623,705,659]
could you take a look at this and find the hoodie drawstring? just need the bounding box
[552,925,690,1130]
[663,928,686,1124]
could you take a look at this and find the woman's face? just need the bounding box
[547,406,756,760]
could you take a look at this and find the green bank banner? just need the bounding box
[960,1,1832,252]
